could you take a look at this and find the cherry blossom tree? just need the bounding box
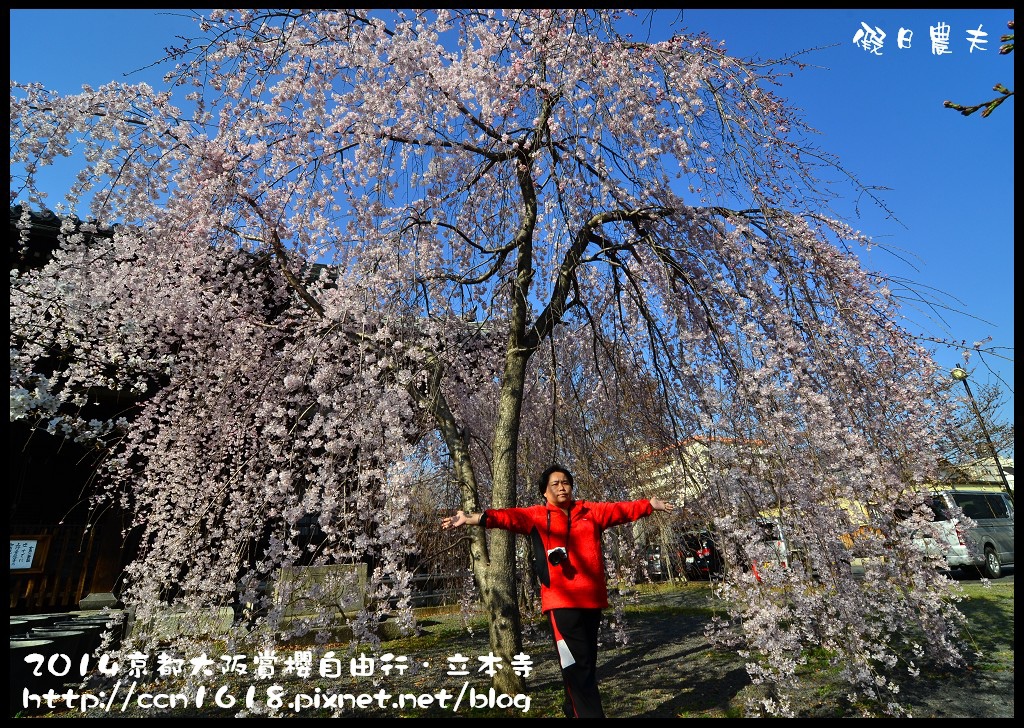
[11,9,972,715]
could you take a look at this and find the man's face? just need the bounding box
[545,473,573,507]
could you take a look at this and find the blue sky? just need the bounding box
[10,9,1015,428]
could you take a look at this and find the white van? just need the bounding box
[920,486,1014,578]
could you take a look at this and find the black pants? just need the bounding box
[548,608,605,718]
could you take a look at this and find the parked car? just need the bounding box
[680,530,724,580]
[917,487,1014,578]
[643,544,668,581]
[677,523,790,581]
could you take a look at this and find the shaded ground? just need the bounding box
[15,576,1013,719]
[598,577,1014,719]
[596,594,1014,718]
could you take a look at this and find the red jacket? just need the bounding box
[483,499,654,612]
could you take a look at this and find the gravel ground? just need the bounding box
[15,576,1013,719]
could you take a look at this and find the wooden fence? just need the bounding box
[9,524,110,613]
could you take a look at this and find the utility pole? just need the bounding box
[951,366,1013,504]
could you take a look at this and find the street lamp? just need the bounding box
[950,365,1013,504]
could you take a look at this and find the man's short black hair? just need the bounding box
[538,464,574,497]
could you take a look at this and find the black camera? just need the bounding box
[547,547,568,566]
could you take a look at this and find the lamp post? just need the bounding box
[950,365,1013,504]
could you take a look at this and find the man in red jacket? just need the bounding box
[441,464,675,718]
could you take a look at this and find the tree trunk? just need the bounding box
[476,348,531,695]
[478,529,525,695]
[422,356,528,695]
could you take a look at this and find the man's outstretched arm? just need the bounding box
[441,510,485,529]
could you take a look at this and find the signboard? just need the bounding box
[10,535,50,573]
